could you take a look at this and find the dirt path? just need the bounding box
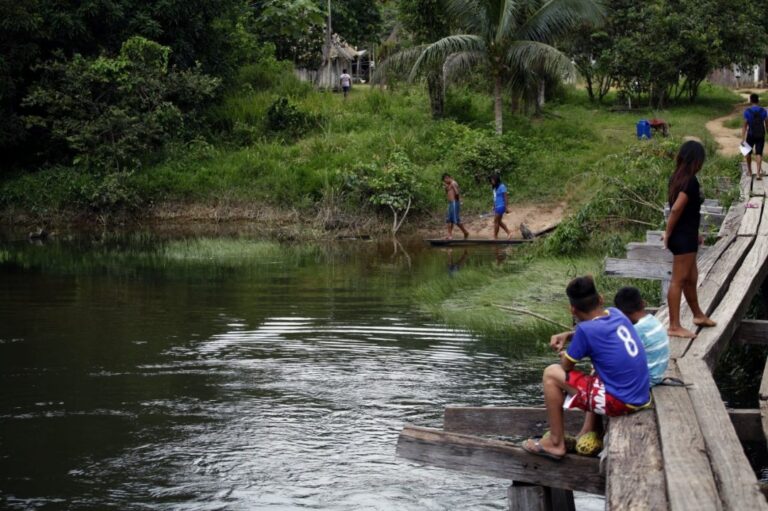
[706,89,767,156]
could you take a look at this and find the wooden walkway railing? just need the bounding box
[396,166,768,510]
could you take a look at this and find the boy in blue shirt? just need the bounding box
[522,276,651,460]
[615,286,669,386]
[742,93,768,180]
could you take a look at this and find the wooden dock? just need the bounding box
[396,168,768,510]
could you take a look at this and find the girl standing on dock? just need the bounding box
[490,174,512,239]
[664,140,717,338]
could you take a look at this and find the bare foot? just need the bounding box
[667,326,697,339]
[506,233,513,240]
[463,232,469,240]
[444,236,452,240]
[693,316,717,327]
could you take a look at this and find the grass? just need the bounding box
[723,116,743,129]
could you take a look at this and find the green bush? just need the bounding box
[266,97,318,139]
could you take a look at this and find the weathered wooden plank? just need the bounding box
[395,425,605,495]
[703,198,721,207]
[734,319,768,346]
[443,407,585,437]
[647,230,664,244]
[727,409,765,443]
[678,358,768,511]
[625,243,710,263]
[738,197,763,236]
[651,361,721,511]
[508,483,575,511]
[605,408,668,511]
[753,175,767,197]
[719,204,746,238]
[687,234,768,368]
[760,200,768,236]
[741,168,753,200]
[604,257,672,280]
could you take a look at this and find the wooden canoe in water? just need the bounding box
[425,238,534,246]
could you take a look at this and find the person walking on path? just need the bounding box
[742,93,767,180]
[339,69,352,99]
[664,140,716,338]
[490,174,512,239]
[442,173,469,240]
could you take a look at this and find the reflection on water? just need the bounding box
[0,237,603,510]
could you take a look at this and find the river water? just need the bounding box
[0,237,603,510]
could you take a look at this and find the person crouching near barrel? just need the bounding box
[521,276,651,460]
[664,140,716,338]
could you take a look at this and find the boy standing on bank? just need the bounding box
[442,173,470,240]
[742,93,768,180]
[522,276,650,460]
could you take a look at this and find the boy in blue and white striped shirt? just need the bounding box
[615,287,669,386]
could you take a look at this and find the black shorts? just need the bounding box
[747,135,765,156]
[668,231,698,256]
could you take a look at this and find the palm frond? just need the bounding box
[409,35,486,82]
[496,0,523,43]
[505,40,574,87]
[516,0,604,43]
[447,0,491,41]
[374,46,427,84]
[442,51,488,84]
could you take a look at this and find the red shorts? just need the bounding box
[564,370,645,417]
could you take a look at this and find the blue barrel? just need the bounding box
[636,120,652,140]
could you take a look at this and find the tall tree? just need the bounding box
[409,0,603,134]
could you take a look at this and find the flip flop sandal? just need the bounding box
[658,376,691,387]
[746,203,760,209]
[521,438,564,461]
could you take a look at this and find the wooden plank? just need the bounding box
[647,230,664,244]
[741,169,753,200]
[443,407,584,437]
[734,319,768,346]
[687,234,768,368]
[719,204,746,238]
[727,409,765,443]
[760,200,768,236]
[753,175,766,197]
[625,243,710,263]
[605,408,668,511]
[651,361,721,511]
[426,238,533,246]
[395,425,605,495]
[678,358,768,511]
[738,197,763,236]
[604,257,672,280]
[703,198,722,207]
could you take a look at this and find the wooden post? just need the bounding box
[507,482,575,511]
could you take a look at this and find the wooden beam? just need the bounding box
[625,243,710,264]
[646,230,664,244]
[605,408,668,511]
[443,407,585,437]
[508,483,575,511]
[651,361,721,511]
[760,358,768,454]
[687,234,768,368]
[396,425,605,495]
[738,197,763,236]
[734,319,768,346]
[754,175,767,197]
[604,258,672,280]
[727,409,764,443]
[678,358,768,511]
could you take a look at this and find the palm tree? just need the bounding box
[411,0,603,134]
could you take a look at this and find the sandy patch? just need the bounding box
[428,202,567,240]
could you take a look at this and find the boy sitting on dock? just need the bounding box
[522,276,651,460]
[615,286,669,386]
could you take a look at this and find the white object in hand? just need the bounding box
[740,141,752,156]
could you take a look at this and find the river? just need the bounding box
[0,236,603,510]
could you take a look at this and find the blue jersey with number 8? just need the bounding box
[565,307,650,406]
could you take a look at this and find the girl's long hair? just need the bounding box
[668,141,705,205]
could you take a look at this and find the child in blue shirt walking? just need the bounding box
[490,174,511,239]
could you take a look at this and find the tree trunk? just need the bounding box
[494,75,503,135]
[427,70,444,119]
[537,81,545,109]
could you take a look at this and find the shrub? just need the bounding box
[266,97,317,138]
